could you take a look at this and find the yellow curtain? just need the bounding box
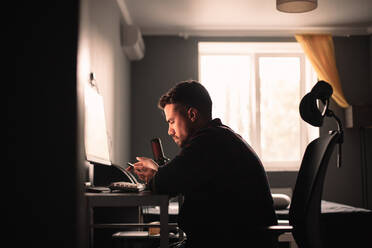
[295,34,350,108]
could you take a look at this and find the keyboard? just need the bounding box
[108,181,145,193]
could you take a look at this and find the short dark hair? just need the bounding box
[158,80,212,119]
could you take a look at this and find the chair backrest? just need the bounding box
[289,130,340,248]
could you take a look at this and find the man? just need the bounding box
[131,80,278,247]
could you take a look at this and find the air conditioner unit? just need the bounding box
[121,24,145,61]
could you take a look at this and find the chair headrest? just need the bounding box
[299,81,333,127]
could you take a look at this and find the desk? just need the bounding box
[86,191,170,248]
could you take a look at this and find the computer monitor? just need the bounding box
[84,79,112,166]
[83,79,137,185]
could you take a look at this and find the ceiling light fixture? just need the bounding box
[277,0,317,13]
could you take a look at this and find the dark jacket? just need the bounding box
[149,119,277,247]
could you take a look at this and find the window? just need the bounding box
[199,42,318,171]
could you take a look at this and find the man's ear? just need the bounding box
[187,107,198,122]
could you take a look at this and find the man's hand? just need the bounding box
[127,157,158,183]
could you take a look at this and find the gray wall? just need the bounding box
[88,0,131,167]
[130,35,372,209]
[130,36,198,160]
[321,35,372,209]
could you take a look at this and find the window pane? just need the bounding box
[259,57,301,162]
[200,55,252,144]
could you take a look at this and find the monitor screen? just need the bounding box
[84,81,112,166]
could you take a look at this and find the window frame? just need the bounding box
[198,42,318,171]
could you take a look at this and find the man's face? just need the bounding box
[164,103,193,147]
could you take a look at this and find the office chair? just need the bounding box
[266,81,343,248]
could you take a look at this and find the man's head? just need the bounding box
[158,80,212,147]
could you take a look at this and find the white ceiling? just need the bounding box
[118,0,372,37]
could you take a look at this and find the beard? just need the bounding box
[172,136,184,147]
[172,125,197,148]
